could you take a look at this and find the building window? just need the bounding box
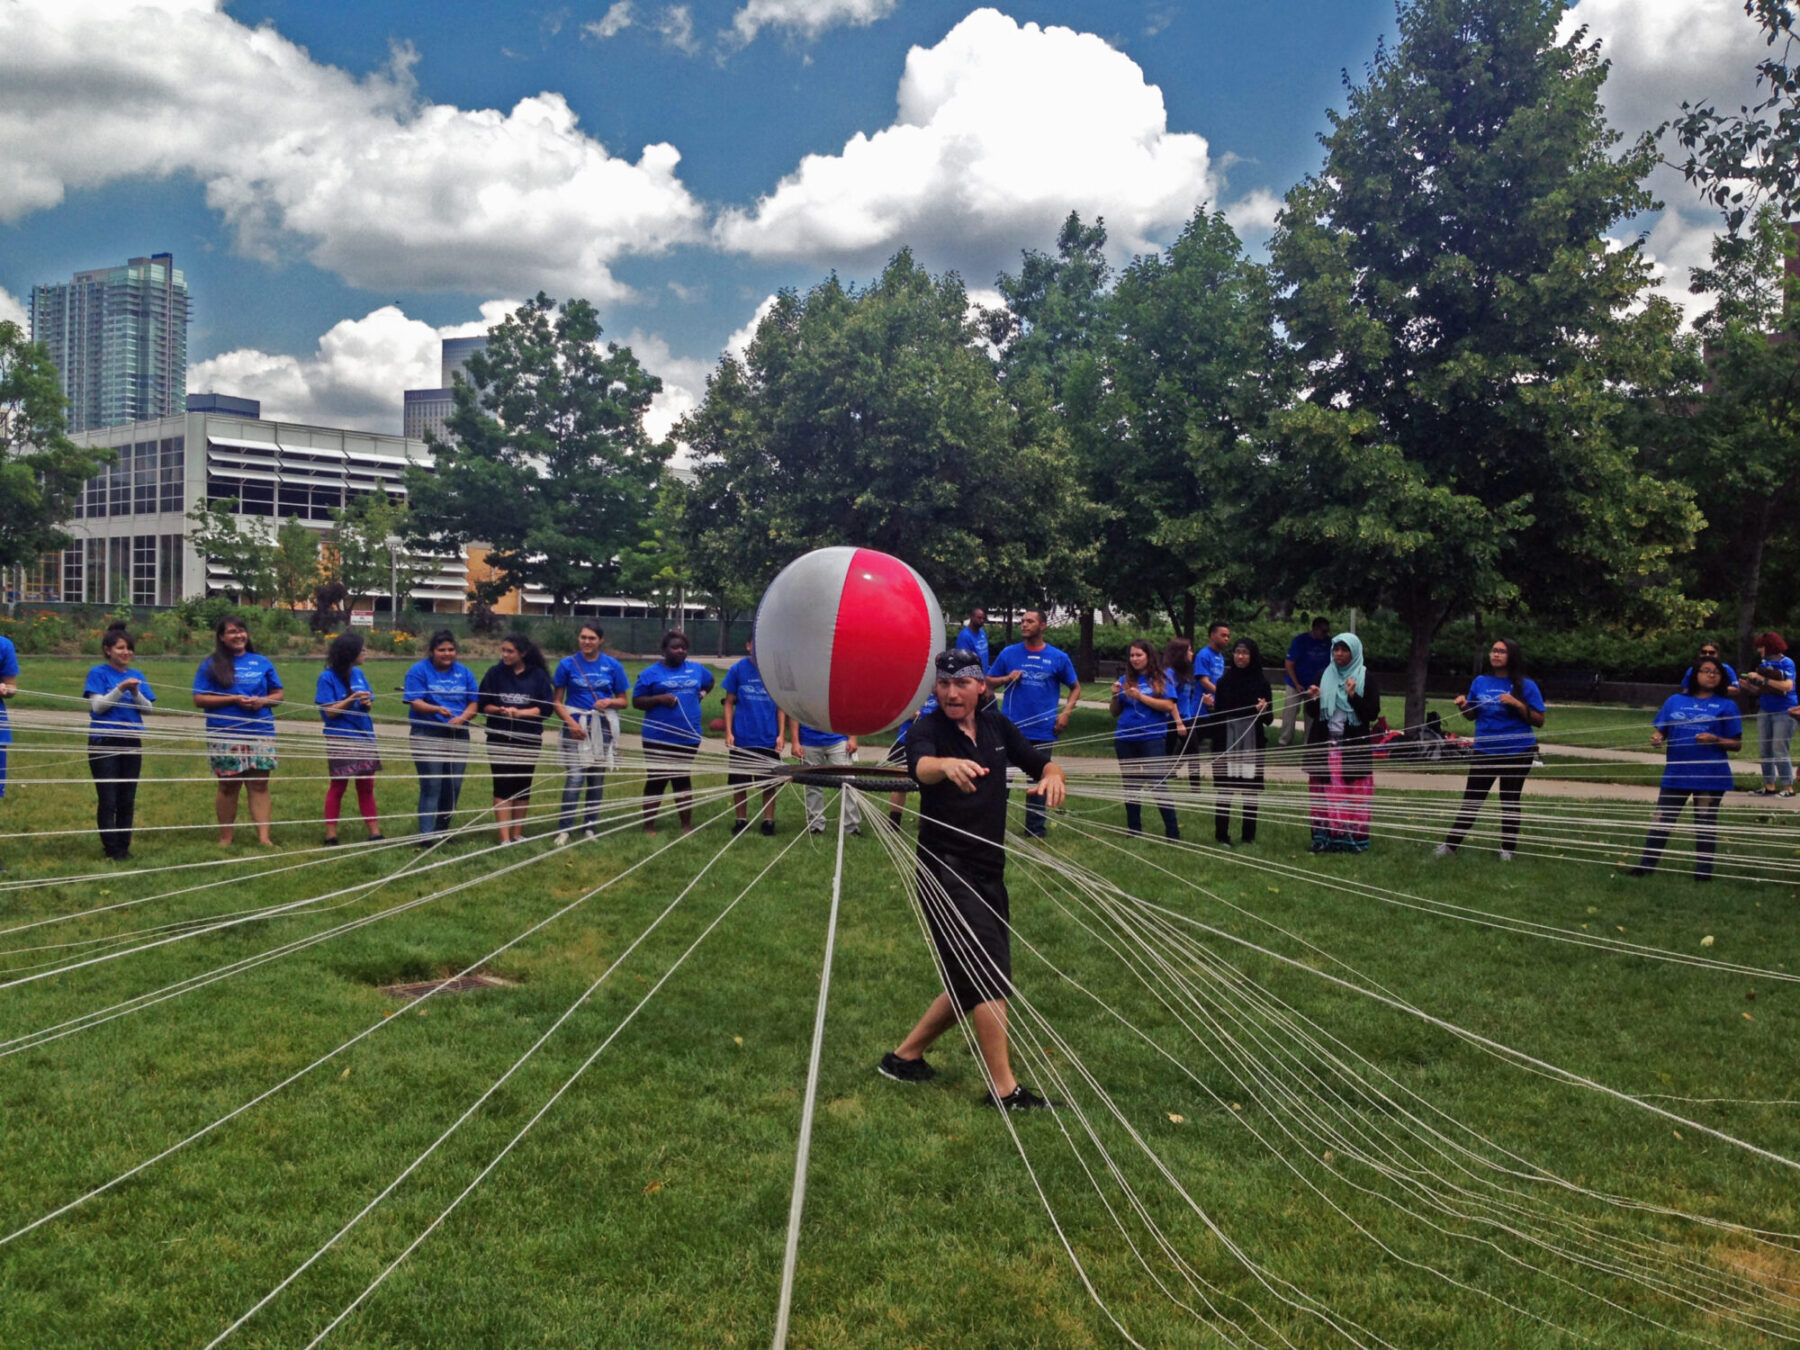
[85,538,105,604]
[62,546,83,603]
[238,481,274,516]
[108,455,131,517]
[85,474,106,519]
[160,437,184,513]
[23,552,61,604]
[133,441,157,514]
[108,536,130,604]
[278,484,310,519]
[132,535,156,606]
[158,535,183,605]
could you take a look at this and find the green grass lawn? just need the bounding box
[0,660,1796,1346]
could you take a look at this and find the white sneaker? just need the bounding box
[554,831,571,846]
[1498,849,1514,862]
[581,829,596,842]
[1433,843,1454,857]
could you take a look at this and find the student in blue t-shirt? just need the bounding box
[0,628,18,821]
[1162,637,1206,792]
[986,609,1081,837]
[403,630,481,843]
[722,640,788,837]
[191,615,284,848]
[953,606,990,669]
[1280,617,1333,747]
[1739,631,1797,795]
[1632,657,1743,880]
[1436,638,1547,861]
[84,621,155,860]
[551,622,631,844]
[632,630,716,834]
[316,630,383,845]
[789,719,861,835]
[1681,641,1739,696]
[1110,638,1181,838]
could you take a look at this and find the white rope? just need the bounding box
[770,794,848,1350]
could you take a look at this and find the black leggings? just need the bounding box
[1215,792,1259,843]
[1637,788,1723,878]
[89,737,143,858]
[1442,751,1534,852]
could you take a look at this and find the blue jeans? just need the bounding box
[411,725,470,837]
[1115,736,1179,837]
[1759,709,1794,786]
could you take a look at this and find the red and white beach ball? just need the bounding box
[753,547,943,736]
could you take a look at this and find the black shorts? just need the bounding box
[644,740,699,788]
[491,764,537,802]
[916,852,1011,1014]
[727,744,780,785]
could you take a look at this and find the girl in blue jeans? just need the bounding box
[1740,631,1796,796]
[1111,639,1182,838]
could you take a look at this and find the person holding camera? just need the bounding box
[1739,632,1796,797]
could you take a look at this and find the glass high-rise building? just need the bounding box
[29,253,191,433]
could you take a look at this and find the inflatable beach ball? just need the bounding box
[753,547,944,736]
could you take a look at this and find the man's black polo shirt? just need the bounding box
[905,700,1050,872]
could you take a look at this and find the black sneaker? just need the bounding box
[731,819,749,835]
[759,819,775,837]
[986,1084,1060,1112]
[877,1051,937,1084]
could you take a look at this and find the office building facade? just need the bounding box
[30,254,191,433]
[401,335,487,442]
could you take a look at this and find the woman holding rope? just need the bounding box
[478,633,555,845]
[1740,632,1796,796]
[552,622,630,846]
[84,621,155,861]
[315,630,384,845]
[1436,638,1546,861]
[192,614,284,848]
[1632,656,1742,881]
[1303,632,1380,853]
[1209,637,1272,847]
[1110,638,1181,839]
[403,630,480,845]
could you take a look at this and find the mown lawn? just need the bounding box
[0,659,1795,1347]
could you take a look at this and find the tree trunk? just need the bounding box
[1078,609,1096,682]
[1182,593,1196,642]
[1405,617,1435,738]
[1004,605,1014,644]
[1737,499,1774,669]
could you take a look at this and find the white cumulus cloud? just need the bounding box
[1564,0,1771,324]
[730,0,898,45]
[724,294,782,363]
[0,286,27,329]
[0,0,705,300]
[714,8,1221,281]
[585,1,635,39]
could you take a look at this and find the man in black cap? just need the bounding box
[877,648,1068,1111]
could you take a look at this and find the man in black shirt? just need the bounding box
[878,649,1067,1111]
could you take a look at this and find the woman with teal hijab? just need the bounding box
[1301,632,1382,852]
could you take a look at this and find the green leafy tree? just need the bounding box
[678,250,1090,610]
[328,491,432,613]
[187,498,277,605]
[406,293,669,613]
[1267,0,1702,729]
[0,321,113,573]
[271,516,321,610]
[1677,206,1800,660]
[1669,1,1800,234]
[1091,207,1286,637]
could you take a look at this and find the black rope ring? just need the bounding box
[773,764,921,793]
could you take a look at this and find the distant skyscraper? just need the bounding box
[30,253,191,433]
[403,334,487,442]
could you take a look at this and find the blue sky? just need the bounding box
[0,0,1769,438]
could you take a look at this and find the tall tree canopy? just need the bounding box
[0,321,112,573]
[678,250,1092,609]
[407,294,668,613]
[1268,0,1699,728]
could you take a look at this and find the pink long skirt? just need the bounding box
[1308,743,1372,851]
